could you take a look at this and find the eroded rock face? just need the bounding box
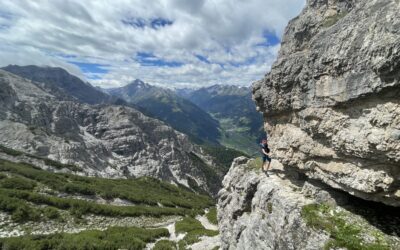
[0,70,220,195]
[217,158,400,249]
[218,158,329,250]
[253,0,400,206]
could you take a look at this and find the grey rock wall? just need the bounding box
[217,158,400,249]
[219,0,400,248]
[217,158,329,250]
[253,0,400,206]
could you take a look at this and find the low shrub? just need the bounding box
[42,206,60,220]
[206,207,218,225]
[175,217,204,233]
[11,206,40,222]
[0,188,191,219]
[63,183,96,196]
[153,240,177,250]
[0,159,213,210]
[42,158,81,172]
[0,177,36,190]
[176,217,218,248]
[0,145,23,157]
[301,203,391,250]
[0,227,169,250]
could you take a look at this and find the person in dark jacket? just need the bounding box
[260,139,271,174]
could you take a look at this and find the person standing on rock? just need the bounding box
[260,139,271,175]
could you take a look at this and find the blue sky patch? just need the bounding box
[0,11,13,20]
[122,17,173,29]
[256,30,281,47]
[0,24,10,30]
[150,18,173,29]
[56,53,77,59]
[136,52,183,67]
[68,61,109,74]
[195,54,211,64]
[86,74,102,80]
[122,17,146,28]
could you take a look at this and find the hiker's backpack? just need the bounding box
[260,143,270,153]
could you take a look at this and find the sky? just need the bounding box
[0,0,305,89]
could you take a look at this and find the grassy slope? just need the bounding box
[206,207,218,225]
[175,217,218,249]
[301,203,394,250]
[0,159,214,223]
[0,227,169,250]
[0,146,218,249]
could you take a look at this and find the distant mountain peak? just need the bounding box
[120,79,153,90]
[130,79,145,85]
[104,79,221,143]
[4,65,73,78]
[1,64,116,105]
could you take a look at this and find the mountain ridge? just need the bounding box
[2,65,120,105]
[0,69,224,195]
[105,79,222,144]
[177,84,265,154]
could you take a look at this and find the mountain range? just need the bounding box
[104,80,265,154]
[104,80,221,144]
[0,68,227,195]
[177,85,265,154]
[0,65,249,248]
[2,64,262,162]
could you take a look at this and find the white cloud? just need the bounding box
[0,0,305,88]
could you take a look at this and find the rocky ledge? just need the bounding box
[217,157,400,250]
[253,0,400,206]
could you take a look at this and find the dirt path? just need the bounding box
[146,209,221,250]
[189,209,220,250]
[196,213,218,231]
[145,220,186,250]
[190,235,220,250]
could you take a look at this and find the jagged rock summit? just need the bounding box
[105,79,221,144]
[253,0,400,206]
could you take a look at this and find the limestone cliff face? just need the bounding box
[218,158,329,250]
[253,0,400,206]
[217,158,400,249]
[218,0,400,248]
[0,70,221,195]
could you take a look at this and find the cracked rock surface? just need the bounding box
[253,0,400,206]
[217,157,400,249]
